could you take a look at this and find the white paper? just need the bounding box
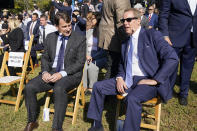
[24,40,29,51]
[43,108,50,122]
[8,52,24,67]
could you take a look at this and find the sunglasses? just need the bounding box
[120,17,138,23]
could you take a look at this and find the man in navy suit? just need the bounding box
[26,13,40,44]
[159,0,197,105]
[145,5,158,29]
[87,8,178,131]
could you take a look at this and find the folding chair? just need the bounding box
[44,72,86,125]
[0,35,34,112]
[115,95,161,131]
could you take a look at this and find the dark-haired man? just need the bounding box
[87,8,178,131]
[23,12,86,131]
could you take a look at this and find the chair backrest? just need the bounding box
[0,35,34,77]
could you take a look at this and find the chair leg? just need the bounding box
[72,85,82,125]
[155,103,161,131]
[14,83,24,112]
[44,93,51,109]
[114,99,121,131]
[80,84,85,108]
[29,56,34,72]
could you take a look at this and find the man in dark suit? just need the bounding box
[159,0,197,105]
[23,12,86,131]
[145,5,158,29]
[52,0,72,17]
[26,13,40,44]
[87,8,178,131]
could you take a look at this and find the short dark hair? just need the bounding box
[32,13,38,18]
[17,14,23,22]
[65,0,72,6]
[54,12,71,26]
[40,14,48,20]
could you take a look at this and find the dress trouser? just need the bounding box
[87,76,157,131]
[30,44,44,65]
[24,74,80,130]
[171,33,196,98]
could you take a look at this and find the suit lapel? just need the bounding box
[64,31,74,60]
[138,28,145,65]
[52,32,59,60]
[183,0,193,15]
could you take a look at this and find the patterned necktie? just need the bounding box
[56,35,69,72]
[30,21,34,35]
[125,36,133,88]
[148,14,151,22]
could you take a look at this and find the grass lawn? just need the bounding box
[0,63,197,131]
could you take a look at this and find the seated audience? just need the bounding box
[83,12,107,94]
[23,12,85,131]
[87,8,178,131]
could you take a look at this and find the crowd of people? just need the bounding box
[0,0,196,130]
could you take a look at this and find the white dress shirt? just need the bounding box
[187,0,197,32]
[39,24,57,44]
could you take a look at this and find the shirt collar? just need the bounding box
[132,26,141,40]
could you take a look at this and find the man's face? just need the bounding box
[32,15,38,22]
[57,18,72,36]
[148,6,154,14]
[40,17,47,26]
[122,11,141,35]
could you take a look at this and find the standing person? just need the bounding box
[98,0,131,79]
[87,8,178,131]
[145,4,158,29]
[52,0,72,17]
[159,0,197,105]
[30,14,57,67]
[81,0,90,18]
[17,14,27,40]
[23,12,86,131]
[26,13,40,45]
[33,4,42,18]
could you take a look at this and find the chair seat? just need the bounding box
[0,76,21,84]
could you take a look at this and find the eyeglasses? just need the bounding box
[120,17,138,23]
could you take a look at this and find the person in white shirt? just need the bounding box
[30,14,57,67]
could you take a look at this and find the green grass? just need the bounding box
[0,63,197,131]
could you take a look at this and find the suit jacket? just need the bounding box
[41,31,86,81]
[26,20,40,43]
[8,27,25,52]
[145,13,158,29]
[159,0,197,47]
[52,1,72,17]
[117,28,179,102]
[98,0,131,53]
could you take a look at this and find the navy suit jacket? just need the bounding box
[52,1,72,17]
[117,28,179,102]
[159,0,197,47]
[26,20,40,43]
[145,13,158,29]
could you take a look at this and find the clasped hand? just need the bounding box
[116,78,158,94]
[42,72,62,83]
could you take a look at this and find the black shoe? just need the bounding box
[179,97,188,106]
[88,126,104,131]
[85,90,92,96]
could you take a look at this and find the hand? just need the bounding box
[86,55,92,64]
[48,73,62,83]
[73,11,79,16]
[137,79,158,86]
[116,77,128,94]
[164,36,173,46]
[148,26,153,29]
[42,72,52,83]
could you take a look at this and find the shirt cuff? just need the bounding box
[116,77,123,81]
[59,71,67,77]
[42,71,48,75]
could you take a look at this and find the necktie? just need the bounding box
[148,14,151,22]
[43,26,45,44]
[125,37,133,88]
[56,36,69,72]
[30,21,34,35]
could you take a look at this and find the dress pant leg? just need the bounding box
[123,84,157,131]
[30,44,44,65]
[24,75,54,123]
[87,78,118,121]
[179,44,196,98]
[52,75,81,130]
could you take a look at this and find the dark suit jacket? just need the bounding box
[8,27,25,52]
[117,28,179,102]
[26,20,40,43]
[41,31,86,81]
[52,1,72,17]
[159,0,197,47]
[145,13,158,29]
